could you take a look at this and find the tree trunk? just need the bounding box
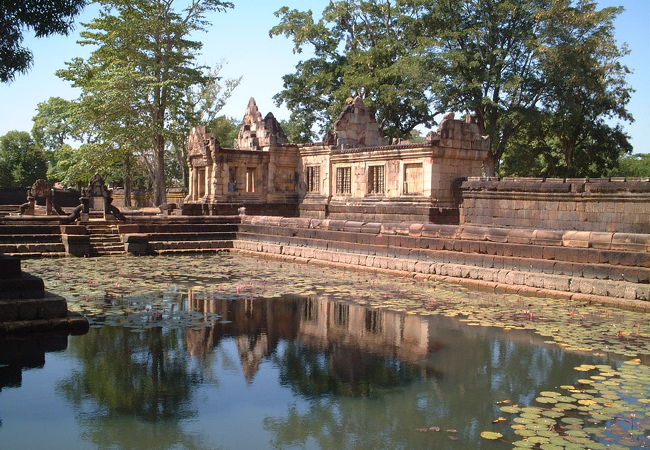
[152,135,167,206]
[484,153,498,176]
[123,157,132,208]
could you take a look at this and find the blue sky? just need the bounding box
[0,0,647,153]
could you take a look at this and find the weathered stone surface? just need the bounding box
[62,234,91,257]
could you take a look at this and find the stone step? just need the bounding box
[92,245,125,252]
[0,255,21,279]
[0,243,66,253]
[92,250,126,256]
[236,231,650,284]
[0,311,89,335]
[0,292,68,321]
[0,273,45,299]
[146,232,237,241]
[4,252,67,258]
[0,234,63,243]
[89,236,121,242]
[153,248,231,255]
[149,240,234,250]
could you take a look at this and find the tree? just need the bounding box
[0,0,86,82]
[208,116,240,147]
[167,65,240,188]
[609,153,650,178]
[270,1,434,140]
[57,0,233,205]
[31,97,79,152]
[0,131,47,187]
[272,0,632,176]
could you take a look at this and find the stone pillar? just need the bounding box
[80,196,90,221]
[45,190,54,215]
[204,165,211,200]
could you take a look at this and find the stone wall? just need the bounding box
[235,215,650,309]
[461,178,650,233]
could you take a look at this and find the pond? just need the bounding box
[1,255,648,449]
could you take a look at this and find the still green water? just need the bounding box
[0,254,647,449]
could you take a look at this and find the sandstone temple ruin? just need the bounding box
[183,97,489,222]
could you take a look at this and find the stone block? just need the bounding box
[611,233,650,252]
[0,255,21,279]
[533,229,564,246]
[117,224,139,234]
[562,231,591,248]
[408,223,423,237]
[507,229,534,244]
[62,234,91,257]
[588,232,613,250]
[360,223,382,234]
[485,228,509,243]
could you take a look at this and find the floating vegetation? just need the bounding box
[483,362,650,448]
[23,254,650,360]
[22,254,650,448]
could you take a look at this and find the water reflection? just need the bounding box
[59,327,199,421]
[187,291,440,395]
[1,289,619,448]
[0,333,67,392]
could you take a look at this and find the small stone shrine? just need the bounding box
[82,174,125,221]
[19,179,65,216]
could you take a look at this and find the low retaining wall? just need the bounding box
[234,215,650,310]
[461,178,650,233]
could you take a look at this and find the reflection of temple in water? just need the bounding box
[0,334,68,391]
[186,290,437,384]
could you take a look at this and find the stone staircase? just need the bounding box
[87,224,125,256]
[0,225,66,258]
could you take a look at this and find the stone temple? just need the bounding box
[183,97,489,222]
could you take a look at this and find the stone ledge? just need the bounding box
[232,241,650,311]
[0,311,89,335]
[239,215,650,253]
[0,273,45,299]
[0,292,68,321]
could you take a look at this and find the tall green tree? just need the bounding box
[167,65,240,188]
[0,0,85,82]
[609,153,650,178]
[57,0,233,205]
[31,97,79,153]
[272,0,632,176]
[0,131,47,187]
[270,1,434,140]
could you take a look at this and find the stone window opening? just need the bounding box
[336,167,352,194]
[334,303,349,327]
[228,166,238,192]
[306,166,320,193]
[365,309,383,334]
[302,298,317,321]
[403,163,423,195]
[367,165,385,195]
[246,167,256,193]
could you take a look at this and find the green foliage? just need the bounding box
[31,97,79,152]
[272,0,632,176]
[0,0,85,82]
[0,131,47,187]
[500,113,632,178]
[57,0,234,204]
[270,1,434,139]
[609,153,650,178]
[166,65,241,187]
[208,116,240,148]
[280,119,314,143]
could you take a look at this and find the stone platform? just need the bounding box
[233,216,650,311]
[0,255,88,335]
